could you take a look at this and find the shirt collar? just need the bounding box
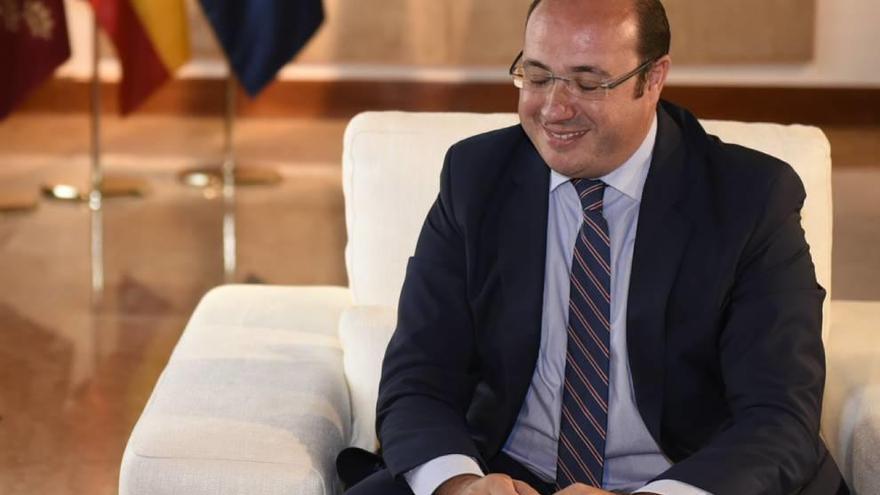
[549,112,657,202]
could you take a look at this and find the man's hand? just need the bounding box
[553,486,659,495]
[436,473,541,495]
[553,484,615,494]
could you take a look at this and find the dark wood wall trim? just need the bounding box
[14,78,880,126]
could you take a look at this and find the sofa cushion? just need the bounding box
[823,300,880,490]
[852,387,880,495]
[342,112,519,308]
[119,285,352,495]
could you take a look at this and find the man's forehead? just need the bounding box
[523,0,639,69]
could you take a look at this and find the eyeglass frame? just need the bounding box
[508,50,661,98]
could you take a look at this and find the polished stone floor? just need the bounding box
[0,114,877,493]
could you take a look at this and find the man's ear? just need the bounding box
[647,54,671,95]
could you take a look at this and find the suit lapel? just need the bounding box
[627,107,693,444]
[498,137,551,402]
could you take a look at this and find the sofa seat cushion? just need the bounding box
[120,285,352,495]
[823,300,880,492]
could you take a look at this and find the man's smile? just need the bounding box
[542,125,590,146]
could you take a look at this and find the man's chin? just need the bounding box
[546,159,585,178]
[538,148,585,176]
[547,156,615,180]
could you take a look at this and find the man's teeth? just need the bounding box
[548,130,586,139]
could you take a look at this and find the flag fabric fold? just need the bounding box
[89,0,190,114]
[0,0,71,119]
[198,0,324,97]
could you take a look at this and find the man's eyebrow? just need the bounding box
[570,65,610,77]
[522,59,610,77]
[522,59,552,71]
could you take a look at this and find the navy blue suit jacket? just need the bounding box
[375,101,845,494]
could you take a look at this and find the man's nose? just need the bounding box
[541,78,576,121]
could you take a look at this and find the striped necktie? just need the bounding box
[556,178,611,489]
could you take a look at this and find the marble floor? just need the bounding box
[0,114,877,493]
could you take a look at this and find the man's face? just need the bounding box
[518,0,666,178]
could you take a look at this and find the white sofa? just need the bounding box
[119,112,880,494]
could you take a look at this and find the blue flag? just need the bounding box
[199,0,324,97]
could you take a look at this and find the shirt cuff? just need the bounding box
[403,454,485,495]
[636,479,713,495]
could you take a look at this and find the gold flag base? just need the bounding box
[42,174,150,201]
[0,188,40,212]
[177,165,283,188]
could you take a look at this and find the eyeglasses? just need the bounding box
[508,51,658,101]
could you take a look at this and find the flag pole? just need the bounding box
[89,10,105,303]
[42,8,148,204]
[221,68,237,283]
[176,96,282,189]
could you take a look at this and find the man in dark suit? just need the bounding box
[342,0,847,494]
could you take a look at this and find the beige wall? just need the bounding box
[187,0,533,67]
[187,0,813,66]
[58,0,880,87]
[293,0,534,66]
[664,0,813,64]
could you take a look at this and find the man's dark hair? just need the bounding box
[526,0,671,96]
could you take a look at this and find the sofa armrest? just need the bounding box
[823,300,880,494]
[338,305,398,451]
[120,285,352,495]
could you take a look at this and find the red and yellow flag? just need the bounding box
[0,0,71,119]
[89,0,190,114]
